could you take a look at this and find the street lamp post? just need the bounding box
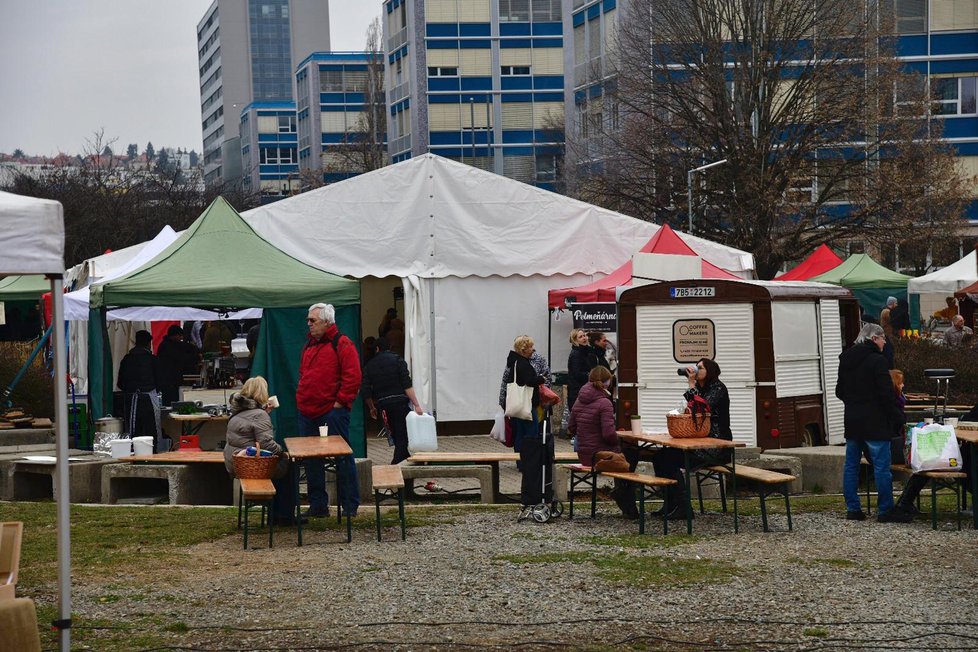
[687,158,728,235]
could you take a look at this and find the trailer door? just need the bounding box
[818,299,845,444]
[635,304,757,445]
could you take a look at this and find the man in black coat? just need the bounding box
[117,329,159,442]
[361,337,424,464]
[156,325,200,405]
[835,323,912,523]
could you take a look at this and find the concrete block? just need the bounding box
[1,456,120,503]
[102,463,233,505]
[765,445,845,493]
[0,428,55,448]
[401,464,494,504]
[742,454,803,494]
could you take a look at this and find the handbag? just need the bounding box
[504,363,533,420]
[910,423,962,472]
[592,450,630,473]
[539,384,560,407]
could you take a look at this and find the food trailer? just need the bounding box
[616,278,860,449]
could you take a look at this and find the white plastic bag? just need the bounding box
[406,411,438,453]
[504,364,533,420]
[910,423,962,472]
[490,409,506,444]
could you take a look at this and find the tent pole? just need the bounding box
[428,278,437,418]
[51,276,72,650]
[547,308,553,377]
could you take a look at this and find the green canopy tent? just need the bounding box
[0,274,48,338]
[810,253,919,328]
[88,197,366,454]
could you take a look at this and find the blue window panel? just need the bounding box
[534,131,563,143]
[393,152,412,163]
[501,92,534,102]
[460,92,491,102]
[503,146,534,156]
[896,35,927,57]
[573,11,585,27]
[965,200,978,222]
[459,23,491,37]
[534,92,564,102]
[531,23,563,36]
[587,4,600,20]
[603,0,616,11]
[429,94,463,103]
[460,77,493,91]
[430,146,463,157]
[428,39,460,49]
[258,134,283,143]
[941,117,978,139]
[386,2,393,14]
[534,145,563,155]
[322,134,348,144]
[534,38,563,48]
[902,61,928,75]
[321,93,347,103]
[588,85,603,99]
[575,90,587,103]
[429,78,462,91]
[501,23,532,36]
[501,38,533,48]
[460,39,491,48]
[954,142,978,156]
[430,131,463,145]
[502,77,534,90]
[932,59,978,75]
[321,106,355,112]
[427,23,458,37]
[536,182,556,191]
[502,130,535,143]
[932,33,978,56]
[534,76,564,90]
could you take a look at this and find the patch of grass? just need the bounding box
[581,533,700,549]
[164,621,190,633]
[804,627,829,638]
[812,484,824,494]
[494,550,736,589]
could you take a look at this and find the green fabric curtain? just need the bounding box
[87,308,113,421]
[0,274,50,301]
[252,306,365,457]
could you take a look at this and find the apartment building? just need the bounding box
[196,0,331,188]
[239,102,299,201]
[382,0,565,190]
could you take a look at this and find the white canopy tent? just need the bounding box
[243,154,755,422]
[908,250,978,320]
[0,190,71,650]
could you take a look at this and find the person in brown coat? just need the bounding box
[568,366,637,518]
[223,376,288,480]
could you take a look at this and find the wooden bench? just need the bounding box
[567,465,677,535]
[696,465,797,532]
[238,478,275,549]
[0,522,23,601]
[891,464,967,530]
[372,465,406,541]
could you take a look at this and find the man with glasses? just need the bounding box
[836,324,912,523]
[295,303,362,518]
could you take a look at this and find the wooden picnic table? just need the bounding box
[129,451,224,463]
[953,428,978,529]
[406,451,579,503]
[283,436,354,545]
[619,432,746,534]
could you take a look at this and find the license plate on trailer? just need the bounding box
[670,287,715,298]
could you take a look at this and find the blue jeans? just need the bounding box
[844,439,893,514]
[298,408,359,514]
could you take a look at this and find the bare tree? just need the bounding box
[320,16,388,180]
[566,0,973,278]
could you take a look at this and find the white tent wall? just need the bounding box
[428,273,591,422]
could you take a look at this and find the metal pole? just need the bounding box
[469,97,476,164]
[687,169,695,235]
[52,277,72,651]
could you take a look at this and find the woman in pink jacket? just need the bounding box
[568,366,637,518]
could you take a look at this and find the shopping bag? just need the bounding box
[539,384,560,407]
[910,423,962,472]
[490,409,507,444]
[504,364,533,420]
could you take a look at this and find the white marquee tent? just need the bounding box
[0,190,71,650]
[243,154,755,422]
[908,250,978,319]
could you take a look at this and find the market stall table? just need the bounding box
[619,432,746,534]
[283,436,354,545]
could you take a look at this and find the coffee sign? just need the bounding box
[570,302,617,331]
[673,319,715,362]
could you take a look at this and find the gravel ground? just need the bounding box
[48,501,978,652]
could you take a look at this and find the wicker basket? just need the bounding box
[232,443,280,479]
[666,412,711,438]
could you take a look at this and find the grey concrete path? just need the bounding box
[366,433,576,499]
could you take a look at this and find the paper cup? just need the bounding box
[318,425,329,437]
[630,417,643,436]
[267,395,279,409]
[945,417,959,427]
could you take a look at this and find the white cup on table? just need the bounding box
[319,425,329,437]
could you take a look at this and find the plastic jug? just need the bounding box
[406,412,438,452]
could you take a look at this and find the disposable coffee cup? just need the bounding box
[267,395,279,409]
[319,425,329,437]
[945,417,959,427]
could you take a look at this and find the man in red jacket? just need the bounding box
[297,303,362,517]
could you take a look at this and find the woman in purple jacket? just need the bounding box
[568,366,638,518]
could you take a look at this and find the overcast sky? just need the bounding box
[0,1,381,157]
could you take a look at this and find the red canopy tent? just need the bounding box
[775,244,843,281]
[547,224,740,308]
